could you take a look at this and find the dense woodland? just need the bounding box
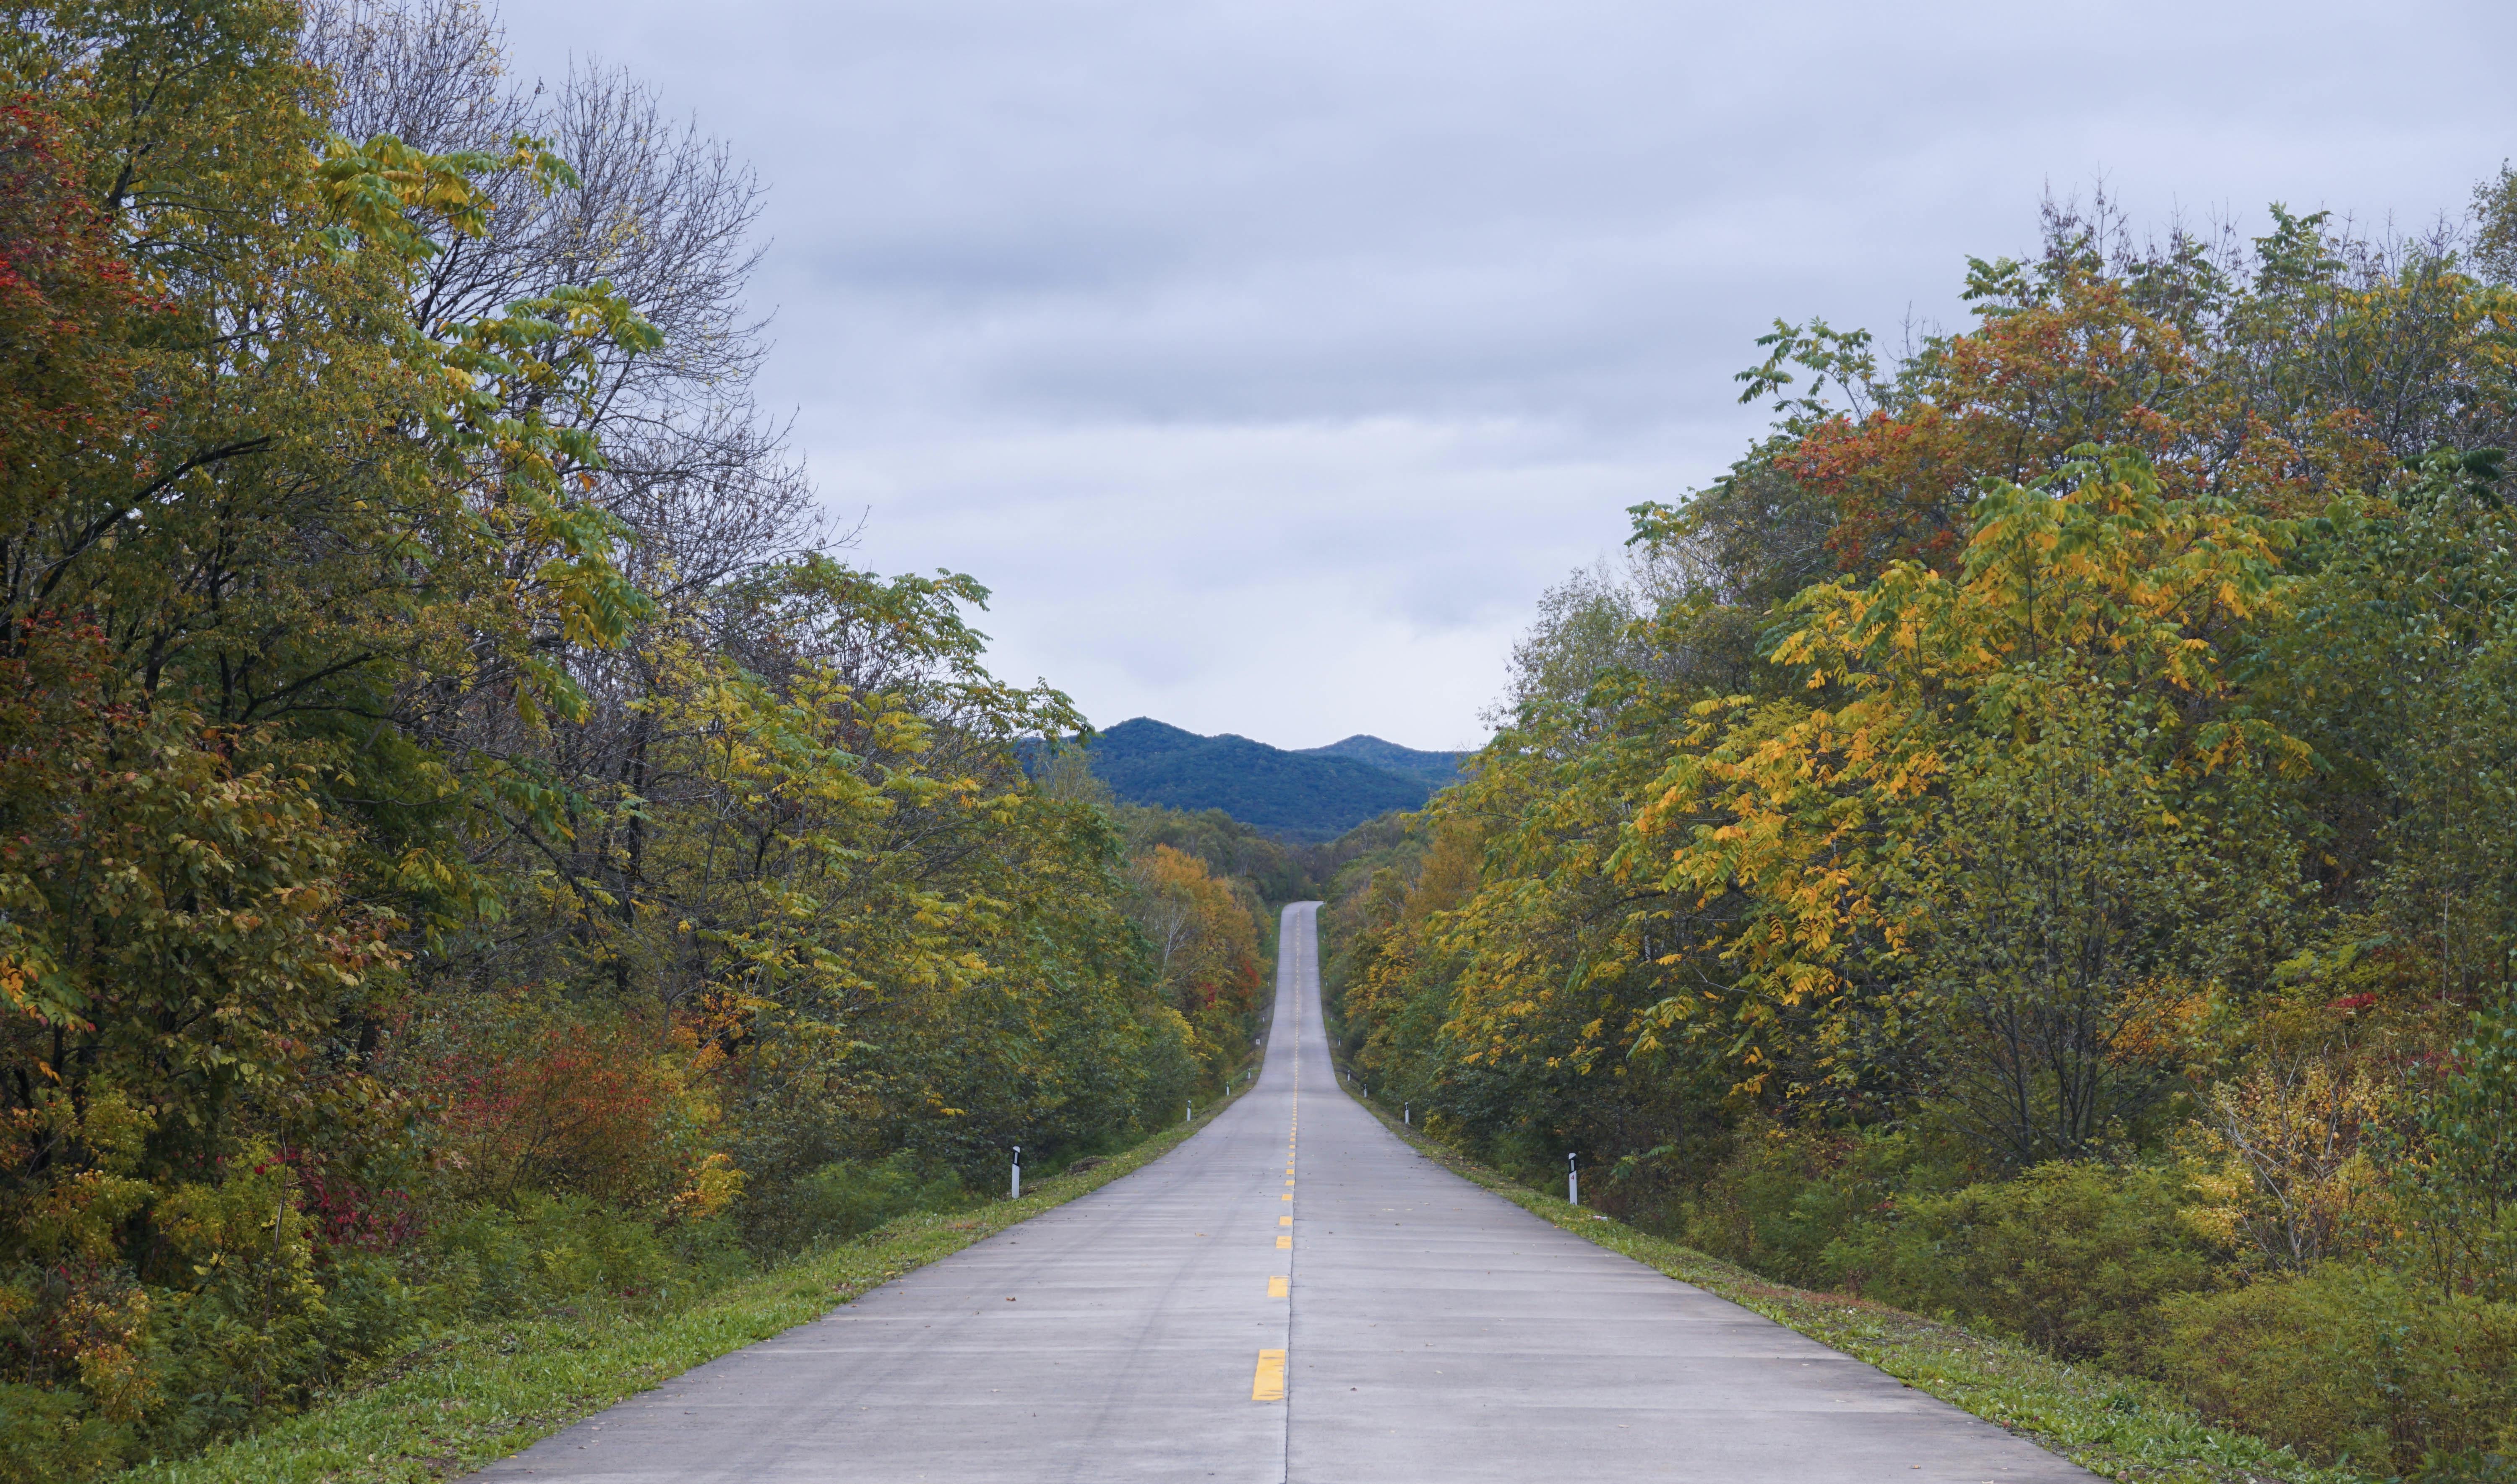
[1329,188,2517,1476]
[0,2,1279,1474]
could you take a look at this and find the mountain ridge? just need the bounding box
[1295,734,1467,786]
[1079,719,1468,841]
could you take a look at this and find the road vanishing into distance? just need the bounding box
[474,903,2090,1483]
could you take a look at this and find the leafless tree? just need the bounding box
[303,0,819,591]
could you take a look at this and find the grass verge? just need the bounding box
[117,1092,1248,1484]
[1341,1089,2374,1484]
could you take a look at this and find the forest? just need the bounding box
[1327,188,2517,1476]
[0,1,1282,1474]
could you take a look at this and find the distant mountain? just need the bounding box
[1296,734,1467,787]
[1080,719,1464,841]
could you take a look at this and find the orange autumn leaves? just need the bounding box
[1773,239,2503,580]
[1127,845,1261,1018]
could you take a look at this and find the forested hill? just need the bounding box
[1083,719,1464,840]
[1297,734,1467,786]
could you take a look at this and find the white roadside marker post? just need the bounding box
[1568,1151,1579,1206]
[1011,1146,1021,1200]
[1403,1103,1410,1125]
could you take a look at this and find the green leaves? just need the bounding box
[1735,315,1883,423]
[2398,1001,2517,1299]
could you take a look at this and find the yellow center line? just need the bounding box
[1281,1192,1292,1201]
[1252,1349,1286,1402]
[1268,1275,1288,1297]
[1278,1216,1291,1226]
[1276,1234,1291,1248]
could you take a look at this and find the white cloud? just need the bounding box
[494,0,2517,747]
[819,415,1683,744]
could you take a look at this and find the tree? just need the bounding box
[1125,845,1261,1082]
[0,6,1199,1469]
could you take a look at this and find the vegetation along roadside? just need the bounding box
[0,2,1288,1477]
[10,0,2517,1473]
[1322,180,2517,1483]
[1341,1088,2373,1484]
[114,1088,1252,1484]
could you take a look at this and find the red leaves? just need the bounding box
[424,1020,693,1210]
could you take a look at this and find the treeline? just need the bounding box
[1036,748,1305,1050]
[1069,718,1448,841]
[1329,190,2517,1476]
[0,2,1255,1475]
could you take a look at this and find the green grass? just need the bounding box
[116,1095,1245,1484]
[1343,1093,2377,1484]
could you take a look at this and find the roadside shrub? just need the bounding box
[143,1158,336,1449]
[426,1195,696,1318]
[738,1156,969,1256]
[0,1151,419,1475]
[1676,1125,1881,1286]
[1675,1123,1979,1288]
[0,1381,122,1484]
[1132,1005,1202,1135]
[421,1017,710,1213]
[2160,1263,2517,1472]
[1824,1161,2225,1369]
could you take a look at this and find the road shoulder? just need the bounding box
[1335,1092,2371,1484]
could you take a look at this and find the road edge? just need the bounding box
[1333,1088,2371,1484]
[118,1084,1261,1484]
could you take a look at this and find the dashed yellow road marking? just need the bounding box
[1276,1234,1291,1248]
[1278,1216,1291,1226]
[1284,1179,1295,1187]
[1280,1193,1292,1201]
[1268,1275,1288,1297]
[1252,1349,1286,1401]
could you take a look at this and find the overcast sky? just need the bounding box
[494,0,2516,750]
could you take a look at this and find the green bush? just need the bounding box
[1825,1161,2225,1369]
[1675,1124,1981,1289]
[2160,1263,2517,1473]
[0,1382,124,1484]
[737,1156,969,1257]
[427,1195,709,1318]
[1676,1127,1885,1286]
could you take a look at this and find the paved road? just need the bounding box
[475,902,2089,1482]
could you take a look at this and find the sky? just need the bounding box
[492,0,2517,751]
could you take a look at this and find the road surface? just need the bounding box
[474,902,2088,1482]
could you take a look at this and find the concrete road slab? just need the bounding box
[469,902,2091,1484]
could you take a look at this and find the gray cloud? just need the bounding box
[496,0,2517,746]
